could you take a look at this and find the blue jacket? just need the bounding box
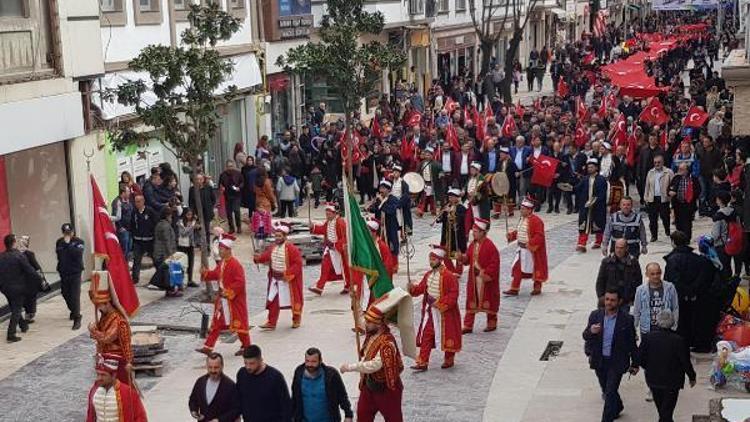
[509,146,532,173]
[583,308,638,374]
[633,280,679,334]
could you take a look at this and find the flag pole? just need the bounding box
[343,122,363,357]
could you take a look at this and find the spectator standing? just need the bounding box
[710,190,737,277]
[634,263,679,337]
[639,309,696,422]
[663,231,706,350]
[111,186,134,259]
[276,168,301,218]
[150,208,179,297]
[143,170,170,212]
[241,156,258,215]
[120,171,141,201]
[644,155,674,242]
[188,352,239,422]
[56,223,85,330]
[595,239,642,309]
[188,173,216,244]
[0,234,41,342]
[219,160,244,234]
[236,345,292,422]
[696,137,722,214]
[291,347,353,422]
[694,235,728,353]
[583,289,639,422]
[130,195,157,285]
[176,209,200,288]
[17,236,43,324]
[668,162,701,241]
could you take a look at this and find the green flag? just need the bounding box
[344,181,393,299]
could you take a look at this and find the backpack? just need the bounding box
[725,220,745,256]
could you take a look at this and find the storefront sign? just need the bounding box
[148,148,163,169]
[436,32,476,53]
[262,0,313,41]
[132,154,149,178]
[117,157,133,177]
[278,15,313,39]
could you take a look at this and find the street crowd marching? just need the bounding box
[1,6,749,422]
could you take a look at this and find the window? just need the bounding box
[409,0,424,15]
[100,0,126,26]
[456,0,466,11]
[173,0,190,22]
[0,0,26,16]
[438,0,449,12]
[228,0,245,19]
[133,0,162,25]
[0,0,58,80]
[173,0,186,10]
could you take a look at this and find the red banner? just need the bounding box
[531,155,560,188]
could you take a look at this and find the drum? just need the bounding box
[491,172,510,196]
[403,172,425,194]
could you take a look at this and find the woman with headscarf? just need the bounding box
[693,235,731,353]
[241,156,257,213]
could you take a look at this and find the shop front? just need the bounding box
[436,31,477,87]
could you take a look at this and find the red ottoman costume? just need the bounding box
[310,203,350,294]
[459,218,500,333]
[253,223,304,329]
[505,197,549,296]
[86,354,147,422]
[88,271,133,385]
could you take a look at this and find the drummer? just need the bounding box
[493,147,518,218]
[390,164,413,237]
[416,147,442,217]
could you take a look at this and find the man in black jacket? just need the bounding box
[583,289,639,422]
[639,309,696,422]
[0,234,42,342]
[595,239,642,309]
[130,194,157,285]
[188,173,217,244]
[664,230,706,350]
[237,345,292,422]
[291,347,353,422]
[188,352,239,422]
[56,223,85,330]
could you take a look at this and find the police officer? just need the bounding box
[56,223,85,330]
[602,196,648,259]
[0,234,42,342]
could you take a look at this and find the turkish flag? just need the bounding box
[626,121,638,166]
[501,113,517,138]
[371,116,381,139]
[639,97,669,125]
[472,109,485,143]
[444,98,458,114]
[484,103,495,122]
[91,176,139,317]
[583,52,595,65]
[611,114,628,148]
[557,79,570,98]
[576,97,588,122]
[531,155,560,188]
[406,111,422,127]
[575,121,588,147]
[660,130,668,150]
[515,100,525,119]
[598,94,609,119]
[684,106,709,128]
[533,97,542,111]
[445,122,460,151]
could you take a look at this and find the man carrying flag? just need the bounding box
[88,271,133,385]
[504,197,548,296]
[408,245,462,371]
[253,223,304,330]
[309,203,350,295]
[530,154,560,190]
[196,234,251,356]
[456,218,500,333]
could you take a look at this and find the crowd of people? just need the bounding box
[1,6,748,422]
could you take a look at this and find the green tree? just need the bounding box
[277,0,405,178]
[104,3,239,268]
[469,0,539,104]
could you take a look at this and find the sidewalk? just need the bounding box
[483,216,725,422]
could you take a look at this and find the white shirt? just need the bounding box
[653,169,664,198]
[460,153,469,175]
[427,269,441,299]
[514,149,524,170]
[92,386,119,422]
[271,243,287,272]
[518,217,529,244]
[533,146,542,158]
[392,178,403,199]
[205,377,220,405]
[442,152,452,172]
[326,219,338,242]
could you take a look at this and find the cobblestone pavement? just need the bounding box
[0,207,577,421]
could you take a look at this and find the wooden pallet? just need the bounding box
[131,328,167,378]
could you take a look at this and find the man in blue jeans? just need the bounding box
[583,289,639,422]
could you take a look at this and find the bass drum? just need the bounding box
[403,172,425,194]
[491,172,510,197]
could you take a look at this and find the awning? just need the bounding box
[550,7,567,18]
[95,53,263,120]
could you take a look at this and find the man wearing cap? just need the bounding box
[88,271,133,385]
[575,158,609,252]
[504,197,548,296]
[253,224,304,329]
[197,234,251,356]
[340,288,415,422]
[56,223,85,330]
[389,164,413,237]
[438,188,468,275]
[494,147,518,218]
[408,246,462,371]
[368,180,401,257]
[86,353,147,422]
[310,203,350,295]
[466,161,491,231]
[352,218,398,327]
[456,218,501,333]
[416,147,442,217]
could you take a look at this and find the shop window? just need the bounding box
[0,0,57,80]
[133,0,162,25]
[173,0,190,22]
[304,75,344,115]
[409,0,424,15]
[456,0,466,11]
[100,0,126,26]
[437,0,449,13]
[0,0,26,16]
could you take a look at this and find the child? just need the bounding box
[310,166,323,208]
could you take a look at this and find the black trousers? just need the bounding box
[595,358,624,422]
[23,288,37,317]
[677,296,696,347]
[2,289,26,338]
[60,273,81,318]
[177,246,195,283]
[673,204,694,241]
[278,200,296,218]
[647,197,670,239]
[131,240,153,283]
[650,387,679,422]
[225,196,242,233]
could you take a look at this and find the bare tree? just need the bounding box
[469,0,539,104]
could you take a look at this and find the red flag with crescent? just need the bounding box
[576,96,588,122]
[446,122,460,151]
[472,109,485,144]
[575,121,588,147]
[639,97,669,125]
[515,100,525,119]
[530,155,560,188]
[611,113,628,148]
[91,176,139,317]
[444,97,457,114]
[501,113,517,138]
[406,111,422,127]
[626,121,638,166]
[557,79,570,98]
[598,94,609,119]
[683,106,709,128]
[371,116,381,139]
